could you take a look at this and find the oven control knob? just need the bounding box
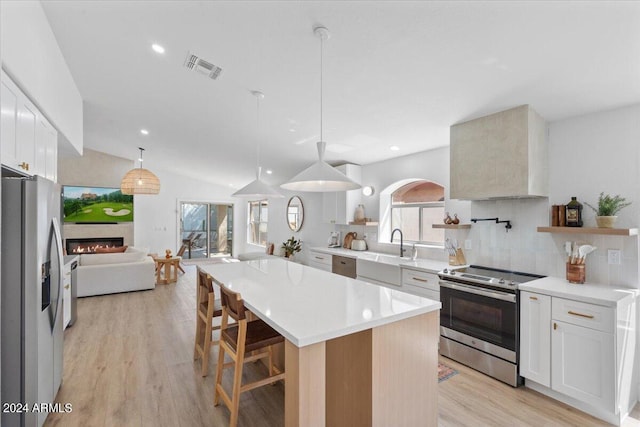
[509,281,516,287]
[443,268,448,274]
[498,278,505,284]
[450,270,456,275]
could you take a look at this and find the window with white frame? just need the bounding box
[248,200,268,246]
[390,181,445,245]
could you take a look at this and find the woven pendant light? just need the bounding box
[120,147,160,195]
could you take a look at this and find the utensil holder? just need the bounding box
[566,262,585,284]
[449,248,466,266]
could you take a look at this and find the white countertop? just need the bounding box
[201,258,441,347]
[519,276,639,307]
[309,246,450,273]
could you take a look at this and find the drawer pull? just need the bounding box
[568,310,594,319]
[64,285,70,290]
[529,296,538,300]
[412,277,428,282]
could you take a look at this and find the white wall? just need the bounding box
[0,0,83,155]
[134,168,243,256]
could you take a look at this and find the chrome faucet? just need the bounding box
[391,228,405,257]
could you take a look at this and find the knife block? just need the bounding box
[449,248,466,266]
[566,262,585,284]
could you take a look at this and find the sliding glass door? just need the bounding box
[180,202,233,259]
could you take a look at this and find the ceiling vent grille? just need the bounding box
[184,52,223,80]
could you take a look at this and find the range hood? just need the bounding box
[449,105,548,200]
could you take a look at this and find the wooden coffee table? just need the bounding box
[154,256,181,284]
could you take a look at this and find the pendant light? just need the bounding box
[232,91,283,198]
[281,26,361,192]
[120,147,160,195]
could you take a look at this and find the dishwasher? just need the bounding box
[332,255,357,278]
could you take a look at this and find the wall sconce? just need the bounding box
[362,186,375,197]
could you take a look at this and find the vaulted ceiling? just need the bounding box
[42,1,640,188]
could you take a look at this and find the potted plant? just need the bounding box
[281,236,302,258]
[585,192,631,228]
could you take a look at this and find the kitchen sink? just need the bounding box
[356,254,404,286]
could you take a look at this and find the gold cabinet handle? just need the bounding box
[553,322,557,330]
[412,277,428,282]
[19,161,29,171]
[64,285,70,290]
[568,310,594,319]
[529,296,538,300]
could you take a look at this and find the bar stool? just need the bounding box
[214,285,285,427]
[193,267,222,376]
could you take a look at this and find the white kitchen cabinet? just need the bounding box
[450,105,547,200]
[1,70,58,180]
[520,291,551,387]
[62,262,72,329]
[401,268,440,300]
[551,319,615,410]
[322,164,362,224]
[519,282,636,426]
[308,250,332,272]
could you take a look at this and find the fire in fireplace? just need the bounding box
[66,237,125,254]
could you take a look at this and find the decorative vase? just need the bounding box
[595,215,617,228]
[444,212,453,224]
[452,214,460,225]
[354,204,365,222]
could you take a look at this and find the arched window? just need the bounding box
[391,180,444,245]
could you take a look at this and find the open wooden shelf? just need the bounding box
[537,226,639,236]
[348,221,379,226]
[432,224,472,230]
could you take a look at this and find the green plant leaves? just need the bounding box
[584,192,631,216]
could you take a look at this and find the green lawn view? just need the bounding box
[64,201,133,222]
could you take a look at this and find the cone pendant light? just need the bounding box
[120,147,160,195]
[232,91,283,198]
[281,26,360,192]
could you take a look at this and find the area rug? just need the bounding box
[438,362,458,383]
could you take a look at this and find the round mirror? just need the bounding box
[287,196,304,232]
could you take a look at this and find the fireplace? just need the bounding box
[66,237,125,254]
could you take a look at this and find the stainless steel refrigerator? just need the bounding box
[1,175,64,427]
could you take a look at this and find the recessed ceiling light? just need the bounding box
[266,170,273,175]
[140,129,149,135]
[151,44,165,54]
[390,145,400,151]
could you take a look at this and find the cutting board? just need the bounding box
[343,232,357,249]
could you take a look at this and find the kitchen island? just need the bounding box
[201,258,441,427]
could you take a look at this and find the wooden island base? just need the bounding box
[285,311,438,427]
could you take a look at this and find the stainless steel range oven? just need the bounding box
[438,265,544,387]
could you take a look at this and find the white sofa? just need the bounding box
[76,247,156,297]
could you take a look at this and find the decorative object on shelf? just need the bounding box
[281,236,302,258]
[444,212,453,224]
[565,197,583,227]
[362,186,375,197]
[584,192,631,228]
[232,91,283,198]
[280,26,360,192]
[558,205,566,226]
[470,217,512,231]
[551,205,560,226]
[537,226,638,236]
[354,204,365,222]
[120,147,161,195]
[165,249,172,259]
[452,214,460,225]
[286,196,304,232]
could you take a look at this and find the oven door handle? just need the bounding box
[439,281,517,303]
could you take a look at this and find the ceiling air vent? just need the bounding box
[184,51,223,80]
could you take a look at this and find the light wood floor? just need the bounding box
[45,265,639,427]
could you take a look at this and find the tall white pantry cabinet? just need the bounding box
[520,284,637,426]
